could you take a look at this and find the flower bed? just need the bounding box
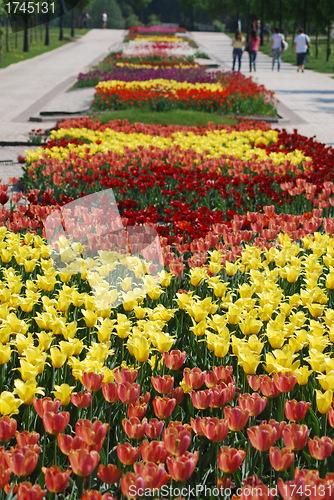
[2,26,334,499]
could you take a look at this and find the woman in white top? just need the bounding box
[271,26,285,71]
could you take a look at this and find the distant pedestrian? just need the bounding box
[271,26,285,71]
[232,30,244,72]
[293,28,310,72]
[101,11,107,29]
[264,23,270,42]
[82,11,90,28]
[248,30,260,72]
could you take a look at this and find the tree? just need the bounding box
[130,0,153,23]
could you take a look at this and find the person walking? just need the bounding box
[271,26,285,71]
[232,30,244,72]
[101,11,107,29]
[293,28,310,72]
[248,30,260,72]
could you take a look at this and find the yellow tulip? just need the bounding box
[52,384,75,405]
[81,309,98,328]
[14,378,45,405]
[152,332,175,353]
[0,344,11,364]
[0,391,22,415]
[127,335,151,363]
[317,372,334,391]
[315,389,333,414]
[50,347,67,368]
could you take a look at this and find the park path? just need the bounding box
[192,31,334,146]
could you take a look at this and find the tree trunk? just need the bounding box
[23,14,29,52]
[0,23,3,63]
[326,22,331,62]
[59,1,64,41]
[71,9,75,37]
[6,16,10,52]
[315,25,318,59]
[45,11,50,45]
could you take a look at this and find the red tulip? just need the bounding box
[247,423,278,451]
[5,445,40,476]
[75,419,109,447]
[82,372,104,392]
[189,389,212,409]
[33,397,61,418]
[308,436,334,460]
[200,417,229,442]
[113,367,138,384]
[282,423,309,451]
[42,411,70,435]
[118,382,141,404]
[0,416,17,442]
[273,371,297,393]
[116,443,140,465]
[284,399,311,422]
[269,447,295,471]
[16,482,46,500]
[163,426,191,456]
[163,350,186,370]
[97,463,122,484]
[70,391,92,408]
[238,393,267,416]
[140,440,168,463]
[57,434,88,455]
[183,367,205,389]
[152,397,176,419]
[42,465,71,493]
[68,449,100,477]
[127,402,147,419]
[217,446,246,473]
[102,382,119,403]
[144,418,164,439]
[224,405,249,431]
[15,431,40,447]
[120,472,145,499]
[133,462,169,489]
[122,417,147,440]
[151,375,174,394]
[166,451,199,481]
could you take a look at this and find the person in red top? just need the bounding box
[248,30,260,72]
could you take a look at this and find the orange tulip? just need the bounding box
[122,417,147,440]
[200,417,229,442]
[144,418,164,439]
[152,397,176,419]
[116,443,140,465]
[101,382,119,403]
[118,382,141,404]
[97,463,122,484]
[224,405,249,431]
[308,436,334,460]
[282,423,309,451]
[5,445,40,476]
[42,465,71,493]
[284,399,311,422]
[217,446,246,473]
[166,451,199,481]
[163,426,191,456]
[0,416,17,442]
[42,411,70,435]
[247,423,278,451]
[183,367,205,389]
[163,350,186,370]
[269,447,294,471]
[68,449,100,477]
[238,393,267,416]
[273,371,297,393]
[33,397,61,418]
[151,375,174,394]
[127,402,147,419]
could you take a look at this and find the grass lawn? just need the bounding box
[94,109,239,126]
[0,26,89,68]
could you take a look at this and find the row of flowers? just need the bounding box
[2,226,334,498]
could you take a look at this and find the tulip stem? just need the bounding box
[54,435,58,466]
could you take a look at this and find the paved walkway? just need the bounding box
[1,29,334,183]
[192,31,334,146]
